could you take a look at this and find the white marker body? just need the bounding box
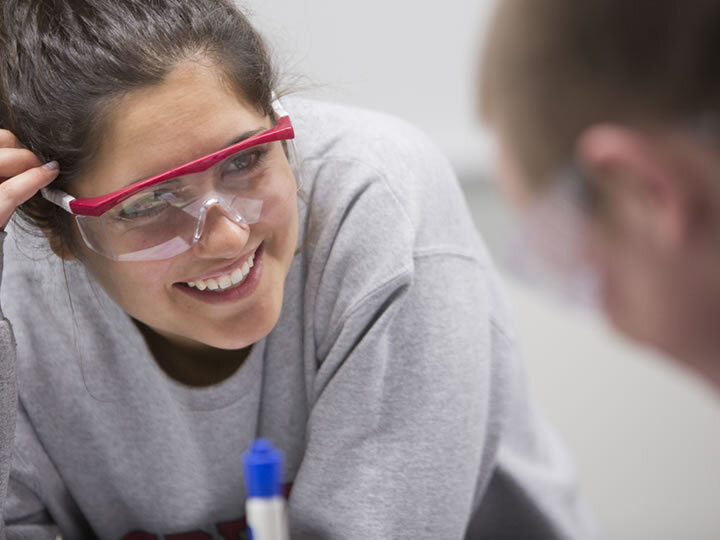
[246,496,289,540]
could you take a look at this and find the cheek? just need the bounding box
[268,189,299,254]
[69,222,176,319]
[584,222,623,296]
[584,222,655,334]
[81,252,174,313]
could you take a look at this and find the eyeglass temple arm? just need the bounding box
[271,94,288,119]
[40,186,75,213]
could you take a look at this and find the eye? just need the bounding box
[116,191,171,221]
[225,148,267,175]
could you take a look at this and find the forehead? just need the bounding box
[75,61,268,197]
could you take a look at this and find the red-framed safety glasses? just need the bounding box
[42,102,294,217]
[40,99,297,261]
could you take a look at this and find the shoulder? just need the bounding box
[282,99,493,345]
[1,226,56,316]
[284,97,481,254]
[285,97,457,216]
[284,96,435,163]
[1,226,80,364]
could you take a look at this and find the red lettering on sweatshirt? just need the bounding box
[121,483,292,540]
[216,519,247,539]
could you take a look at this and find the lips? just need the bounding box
[173,244,264,304]
[186,251,256,291]
[181,244,260,283]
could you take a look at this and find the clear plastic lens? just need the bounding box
[75,140,296,261]
[501,170,601,310]
[503,217,600,310]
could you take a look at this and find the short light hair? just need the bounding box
[481,0,720,182]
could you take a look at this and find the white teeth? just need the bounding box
[185,252,257,291]
[218,275,232,290]
[231,268,244,285]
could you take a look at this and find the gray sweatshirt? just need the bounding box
[0,98,592,539]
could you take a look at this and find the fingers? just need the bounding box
[0,129,59,230]
[0,147,43,178]
[0,129,24,149]
[0,162,60,229]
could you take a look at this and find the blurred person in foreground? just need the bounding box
[481,0,720,394]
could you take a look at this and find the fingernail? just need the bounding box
[42,161,59,170]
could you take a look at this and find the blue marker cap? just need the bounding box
[243,438,284,499]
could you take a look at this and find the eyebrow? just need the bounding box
[123,127,267,188]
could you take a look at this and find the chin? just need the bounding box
[199,307,281,350]
[193,326,269,351]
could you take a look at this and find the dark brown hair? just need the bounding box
[0,0,278,254]
[481,0,720,184]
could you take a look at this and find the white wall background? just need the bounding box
[240,3,720,539]
[239,1,496,182]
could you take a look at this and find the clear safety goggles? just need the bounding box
[41,99,296,261]
[502,165,601,309]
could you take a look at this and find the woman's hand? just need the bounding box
[0,129,59,230]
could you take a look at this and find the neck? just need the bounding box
[134,320,251,387]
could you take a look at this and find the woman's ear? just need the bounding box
[576,124,696,254]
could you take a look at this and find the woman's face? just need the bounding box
[70,62,299,351]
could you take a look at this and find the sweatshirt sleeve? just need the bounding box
[288,250,500,539]
[0,230,19,538]
[4,404,62,539]
[0,232,61,539]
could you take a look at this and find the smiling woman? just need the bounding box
[0,0,591,538]
[36,63,300,354]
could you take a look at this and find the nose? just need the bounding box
[192,204,250,259]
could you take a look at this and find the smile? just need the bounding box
[186,252,255,292]
[174,244,264,305]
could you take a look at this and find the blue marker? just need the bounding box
[243,439,289,540]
